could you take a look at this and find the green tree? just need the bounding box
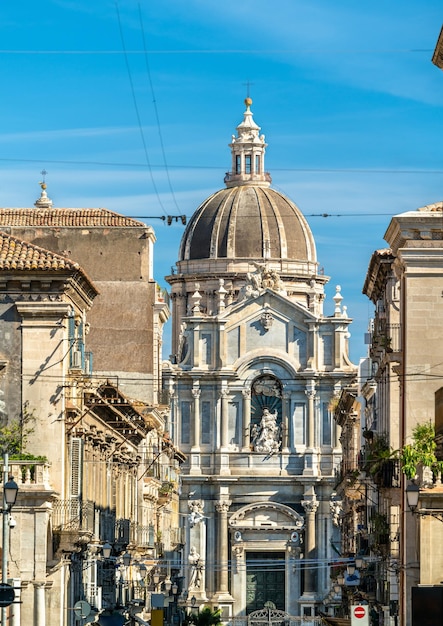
[185,606,222,626]
[0,403,37,456]
[400,422,443,480]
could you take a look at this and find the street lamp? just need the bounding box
[2,453,19,625]
[355,557,364,570]
[102,542,112,559]
[122,551,132,567]
[406,482,420,512]
[347,563,356,576]
[153,569,160,587]
[3,479,18,509]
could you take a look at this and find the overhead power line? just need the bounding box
[138,3,181,214]
[0,156,441,175]
[0,49,433,55]
[114,0,167,215]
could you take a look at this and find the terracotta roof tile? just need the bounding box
[0,208,146,228]
[0,230,81,271]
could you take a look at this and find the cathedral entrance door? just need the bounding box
[246,552,285,614]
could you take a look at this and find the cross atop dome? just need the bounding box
[224,98,272,188]
[34,171,53,208]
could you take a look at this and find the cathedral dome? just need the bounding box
[178,98,317,265]
[179,185,317,262]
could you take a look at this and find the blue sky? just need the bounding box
[0,1,443,363]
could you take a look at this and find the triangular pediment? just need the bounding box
[222,288,318,330]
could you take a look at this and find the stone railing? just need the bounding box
[9,460,51,487]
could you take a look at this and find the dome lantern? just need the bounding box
[224,98,271,188]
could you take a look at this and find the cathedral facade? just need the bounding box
[163,99,356,619]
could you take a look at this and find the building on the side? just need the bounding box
[0,201,184,625]
[361,203,443,626]
[163,98,357,621]
[0,184,166,404]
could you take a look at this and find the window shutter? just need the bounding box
[70,437,83,499]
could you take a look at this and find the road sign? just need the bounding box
[351,604,368,626]
[0,583,15,607]
[73,600,91,619]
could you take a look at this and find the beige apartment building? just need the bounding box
[361,202,443,626]
[0,196,184,626]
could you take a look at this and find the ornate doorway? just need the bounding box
[246,552,285,613]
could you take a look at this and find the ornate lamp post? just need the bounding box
[1,453,19,625]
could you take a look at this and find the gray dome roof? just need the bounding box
[179,185,317,263]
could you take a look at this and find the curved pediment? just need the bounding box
[229,502,304,530]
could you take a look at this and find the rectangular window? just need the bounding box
[255,154,260,173]
[201,333,212,365]
[181,401,191,444]
[292,403,306,446]
[229,401,239,444]
[245,154,252,174]
[202,401,211,444]
[322,402,331,446]
[322,334,332,366]
[236,155,241,174]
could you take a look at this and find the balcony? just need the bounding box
[52,499,95,553]
[9,460,51,487]
[370,323,401,355]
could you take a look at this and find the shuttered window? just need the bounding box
[70,437,84,498]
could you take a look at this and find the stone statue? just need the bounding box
[237,264,286,301]
[251,407,281,454]
[188,546,202,589]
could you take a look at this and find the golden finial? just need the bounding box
[39,169,47,190]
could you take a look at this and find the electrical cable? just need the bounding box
[137,3,181,214]
[114,0,167,215]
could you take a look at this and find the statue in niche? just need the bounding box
[251,407,281,454]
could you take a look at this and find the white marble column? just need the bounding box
[10,578,20,626]
[242,389,251,450]
[34,581,46,626]
[192,387,201,451]
[214,500,233,601]
[282,393,290,451]
[304,383,318,475]
[305,384,316,449]
[167,388,176,441]
[220,388,229,449]
[301,489,319,598]
[231,544,246,614]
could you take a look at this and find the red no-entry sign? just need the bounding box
[351,605,368,626]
